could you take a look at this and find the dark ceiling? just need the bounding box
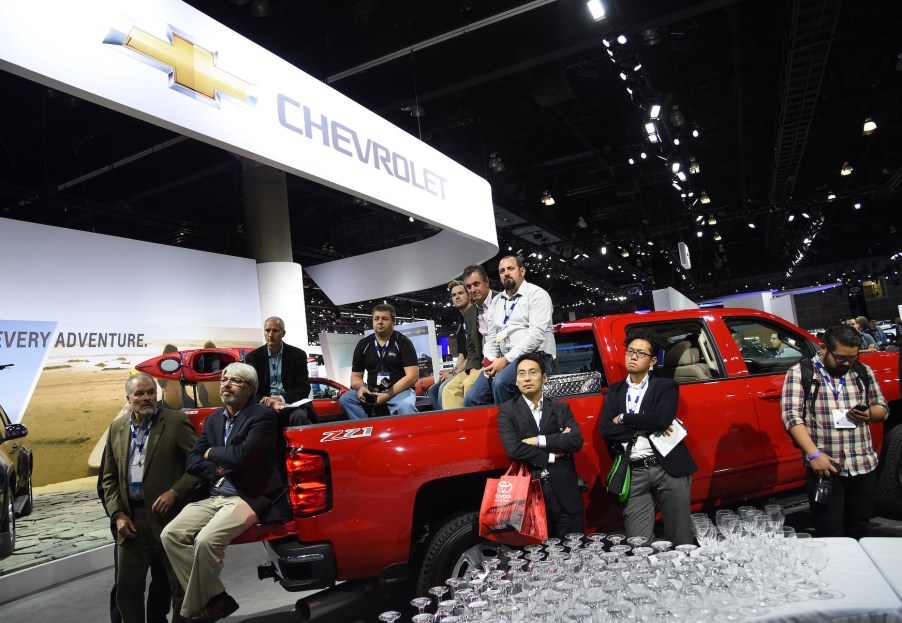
[2,0,901,342]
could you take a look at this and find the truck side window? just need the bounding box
[725,318,816,376]
[626,320,724,384]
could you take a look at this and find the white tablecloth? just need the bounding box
[749,537,902,622]
[861,537,902,600]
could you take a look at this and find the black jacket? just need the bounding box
[599,375,697,478]
[245,342,311,405]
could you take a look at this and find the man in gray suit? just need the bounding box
[102,373,199,623]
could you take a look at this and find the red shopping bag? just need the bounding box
[479,462,548,546]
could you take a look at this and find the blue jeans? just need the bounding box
[428,376,454,410]
[463,353,553,406]
[340,387,417,419]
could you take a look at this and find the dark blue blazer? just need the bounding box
[599,375,697,478]
[187,401,291,523]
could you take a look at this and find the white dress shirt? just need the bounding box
[483,280,555,363]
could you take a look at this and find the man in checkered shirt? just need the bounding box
[781,324,889,538]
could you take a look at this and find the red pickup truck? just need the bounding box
[151,308,902,601]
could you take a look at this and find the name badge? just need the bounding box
[832,408,856,429]
[376,372,390,386]
[270,389,281,397]
[128,479,143,498]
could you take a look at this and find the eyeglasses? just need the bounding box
[828,351,859,364]
[220,376,247,385]
[625,348,652,359]
[516,369,544,378]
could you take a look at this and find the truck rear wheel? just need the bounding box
[415,512,511,596]
[876,425,902,519]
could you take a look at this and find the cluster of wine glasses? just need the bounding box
[378,504,840,622]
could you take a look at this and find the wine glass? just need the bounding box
[411,596,432,614]
[429,585,449,610]
[803,541,843,599]
[764,503,785,527]
[378,611,402,623]
[411,614,434,623]
[607,533,626,547]
[626,535,648,548]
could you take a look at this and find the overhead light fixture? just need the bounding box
[649,104,661,119]
[541,191,555,206]
[577,216,588,228]
[692,127,700,138]
[621,248,630,257]
[854,202,862,209]
[801,212,810,219]
[628,157,635,165]
[671,161,681,173]
[586,0,606,20]
[619,72,628,81]
[670,105,686,127]
[695,215,704,223]
[640,152,647,159]
[409,216,415,222]
[600,245,607,255]
[688,159,700,175]
[672,181,682,191]
[788,214,795,222]
[713,232,722,241]
[633,63,642,71]
[696,231,703,238]
[862,118,877,135]
[617,34,628,45]
[827,191,836,201]
[748,222,756,229]
[708,215,717,225]
[840,161,853,176]
[700,192,711,204]
[673,138,680,146]
[602,38,611,48]
[487,153,505,172]
[676,171,687,182]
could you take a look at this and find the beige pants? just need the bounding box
[442,369,480,409]
[160,496,257,618]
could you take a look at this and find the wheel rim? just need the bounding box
[450,542,511,579]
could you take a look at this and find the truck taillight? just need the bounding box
[285,449,331,516]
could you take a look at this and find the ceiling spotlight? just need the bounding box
[708,215,717,225]
[827,191,836,201]
[671,161,681,173]
[617,34,628,45]
[487,153,505,172]
[676,171,687,182]
[577,216,588,228]
[692,127,700,138]
[602,38,611,48]
[862,118,877,135]
[840,161,853,176]
[640,152,647,159]
[409,216,415,222]
[788,214,795,222]
[672,181,682,191]
[620,72,629,81]
[649,104,661,119]
[633,63,642,71]
[801,212,810,219]
[670,105,686,127]
[695,214,704,223]
[628,157,635,165]
[748,222,756,229]
[586,0,606,21]
[673,138,680,146]
[713,232,722,241]
[401,104,425,117]
[621,248,630,257]
[854,202,862,209]
[688,158,700,174]
[541,191,555,206]
[696,231,703,238]
[700,192,710,204]
[600,245,607,255]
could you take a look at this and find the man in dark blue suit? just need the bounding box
[161,363,291,623]
[497,353,584,538]
[600,328,696,545]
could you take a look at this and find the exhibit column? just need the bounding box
[242,160,309,351]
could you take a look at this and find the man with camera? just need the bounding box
[780,324,889,538]
[339,303,420,419]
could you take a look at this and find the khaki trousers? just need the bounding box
[160,496,257,618]
[441,369,480,409]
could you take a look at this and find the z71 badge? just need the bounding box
[320,427,374,443]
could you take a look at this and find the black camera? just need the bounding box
[813,475,833,504]
[361,377,391,404]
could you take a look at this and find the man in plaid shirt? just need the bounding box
[781,324,889,538]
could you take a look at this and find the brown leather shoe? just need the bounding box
[186,593,239,623]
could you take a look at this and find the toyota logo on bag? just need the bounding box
[497,480,513,494]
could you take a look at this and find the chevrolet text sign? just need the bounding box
[0,1,498,304]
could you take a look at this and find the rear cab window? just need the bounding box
[546,328,605,397]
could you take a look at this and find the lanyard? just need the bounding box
[626,375,648,413]
[374,335,394,370]
[269,350,282,386]
[814,360,845,402]
[501,296,520,327]
[130,410,157,461]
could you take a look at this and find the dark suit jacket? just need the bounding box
[245,342,311,404]
[186,401,291,523]
[497,395,584,514]
[599,375,697,477]
[101,407,200,544]
[464,291,497,372]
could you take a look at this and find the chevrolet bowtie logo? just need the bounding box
[105,25,255,108]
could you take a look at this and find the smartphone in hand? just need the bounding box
[852,404,868,412]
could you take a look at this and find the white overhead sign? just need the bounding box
[0,0,498,304]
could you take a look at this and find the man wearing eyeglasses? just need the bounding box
[781,324,888,538]
[497,353,584,537]
[600,328,697,546]
[162,363,290,623]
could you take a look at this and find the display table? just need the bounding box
[861,537,902,600]
[749,537,902,622]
